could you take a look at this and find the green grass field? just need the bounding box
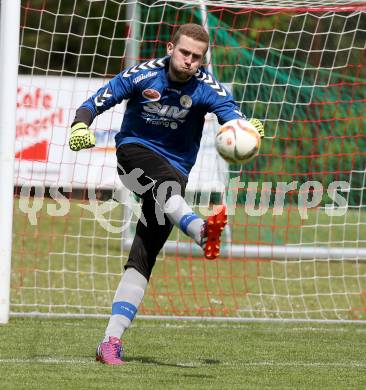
[10,198,366,320]
[1,318,366,389]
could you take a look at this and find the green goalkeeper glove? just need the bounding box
[249,118,265,138]
[69,122,96,151]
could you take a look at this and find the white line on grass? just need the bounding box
[0,357,92,364]
[230,361,366,369]
[1,358,365,369]
[133,323,354,333]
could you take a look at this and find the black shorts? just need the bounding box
[116,143,188,205]
[116,143,189,279]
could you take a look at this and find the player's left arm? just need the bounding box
[205,82,265,138]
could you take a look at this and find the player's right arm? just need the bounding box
[69,71,135,151]
[201,74,265,138]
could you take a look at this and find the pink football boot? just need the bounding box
[96,336,124,365]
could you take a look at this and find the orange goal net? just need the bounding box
[11,0,366,321]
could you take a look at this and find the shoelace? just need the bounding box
[101,338,121,360]
[110,340,122,358]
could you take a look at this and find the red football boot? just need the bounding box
[201,205,227,260]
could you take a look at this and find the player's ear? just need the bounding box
[167,42,174,55]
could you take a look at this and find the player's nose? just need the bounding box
[184,56,192,67]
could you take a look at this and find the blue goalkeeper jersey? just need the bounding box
[77,56,244,176]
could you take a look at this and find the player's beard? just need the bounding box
[169,60,196,83]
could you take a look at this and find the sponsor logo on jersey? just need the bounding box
[133,71,157,84]
[146,117,178,129]
[143,102,189,120]
[142,89,161,101]
[180,95,192,109]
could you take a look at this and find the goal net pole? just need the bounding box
[123,240,366,260]
[0,0,21,324]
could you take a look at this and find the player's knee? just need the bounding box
[124,262,153,281]
[153,178,185,206]
[152,179,184,225]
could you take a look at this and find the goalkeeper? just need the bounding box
[70,23,264,365]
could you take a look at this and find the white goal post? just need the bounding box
[0,0,21,324]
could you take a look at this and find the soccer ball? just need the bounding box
[215,119,261,164]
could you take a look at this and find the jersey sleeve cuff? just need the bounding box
[71,107,94,127]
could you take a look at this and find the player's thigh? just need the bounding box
[116,143,187,202]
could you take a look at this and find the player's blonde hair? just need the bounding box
[172,23,209,51]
